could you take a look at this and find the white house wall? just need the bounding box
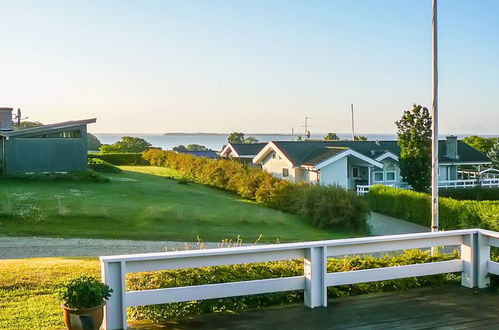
[319,157,348,188]
[370,159,402,186]
[261,152,296,181]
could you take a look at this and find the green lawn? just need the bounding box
[0,166,350,242]
[0,258,100,329]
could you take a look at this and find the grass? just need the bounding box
[0,257,100,329]
[0,166,352,242]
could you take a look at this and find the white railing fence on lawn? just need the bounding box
[358,178,499,195]
[100,228,499,330]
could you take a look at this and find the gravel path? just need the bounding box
[0,236,223,259]
[367,212,429,236]
[0,212,428,259]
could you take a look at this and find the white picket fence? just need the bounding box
[100,228,499,329]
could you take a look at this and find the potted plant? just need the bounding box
[58,275,113,330]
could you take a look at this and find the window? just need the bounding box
[386,171,396,181]
[272,153,276,159]
[282,168,289,177]
[29,129,82,138]
[352,167,359,178]
[374,172,384,182]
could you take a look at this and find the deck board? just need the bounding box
[129,285,499,329]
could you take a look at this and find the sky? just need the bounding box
[0,0,498,134]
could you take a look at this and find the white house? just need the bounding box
[252,137,495,193]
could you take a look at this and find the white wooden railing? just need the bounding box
[100,229,499,329]
[358,178,499,195]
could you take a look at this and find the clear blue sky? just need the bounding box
[1,0,498,134]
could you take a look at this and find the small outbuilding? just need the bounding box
[0,107,96,174]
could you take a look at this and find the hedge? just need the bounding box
[127,250,462,322]
[88,153,147,166]
[366,185,499,231]
[440,187,499,201]
[142,150,370,230]
[88,158,123,173]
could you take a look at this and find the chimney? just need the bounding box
[0,108,13,131]
[445,135,458,159]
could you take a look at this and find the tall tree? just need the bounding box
[462,136,498,154]
[99,136,152,153]
[227,132,259,144]
[228,132,245,144]
[395,105,432,192]
[488,141,499,168]
[324,133,340,141]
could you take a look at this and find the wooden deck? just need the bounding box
[129,286,499,329]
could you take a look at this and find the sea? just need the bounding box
[92,133,481,151]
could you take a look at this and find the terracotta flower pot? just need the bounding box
[61,302,105,330]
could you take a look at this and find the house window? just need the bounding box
[386,171,396,182]
[272,153,276,159]
[282,168,289,177]
[352,167,359,178]
[374,172,384,182]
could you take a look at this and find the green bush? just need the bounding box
[142,150,369,230]
[127,250,459,322]
[2,170,109,183]
[58,275,112,309]
[440,187,499,201]
[89,153,147,166]
[366,185,499,231]
[88,158,122,173]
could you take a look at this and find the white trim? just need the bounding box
[314,149,383,170]
[252,142,294,168]
[375,152,399,162]
[220,144,239,158]
[440,161,492,166]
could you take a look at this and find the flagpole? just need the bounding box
[431,0,439,233]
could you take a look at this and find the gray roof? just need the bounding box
[0,118,97,137]
[229,143,267,156]
[270,140,491,166]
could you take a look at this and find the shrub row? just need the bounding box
[439,187,499,201]
[127,250,460,322]
[88,158,123,173]
[2,170,110,183]
[142,150,369,230]
[88,153,147,166]
[366,185,499,231]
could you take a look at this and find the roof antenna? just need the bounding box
[351,103,355,140]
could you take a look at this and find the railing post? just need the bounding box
[101,261,127,330]
[304,246,327,308]
[461,231,490,288]
[476,232,490,288]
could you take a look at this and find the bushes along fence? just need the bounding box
[366,185,499,231]
[88,153,147,166]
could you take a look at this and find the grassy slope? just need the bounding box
[0,166,349,242]
[0,258,100,329]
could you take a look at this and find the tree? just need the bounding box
[228,132,259,144]
[488,141,499,168]
[87,133,102,151]
[395,104,432,192]
[99,136,152,153]
[14,121,43,130]
[172,145,188,152]
[243,136,259,144]
[354,135,367,141]
[462,136,498,154]
[324,133,340,141]
[228,132,245,144]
